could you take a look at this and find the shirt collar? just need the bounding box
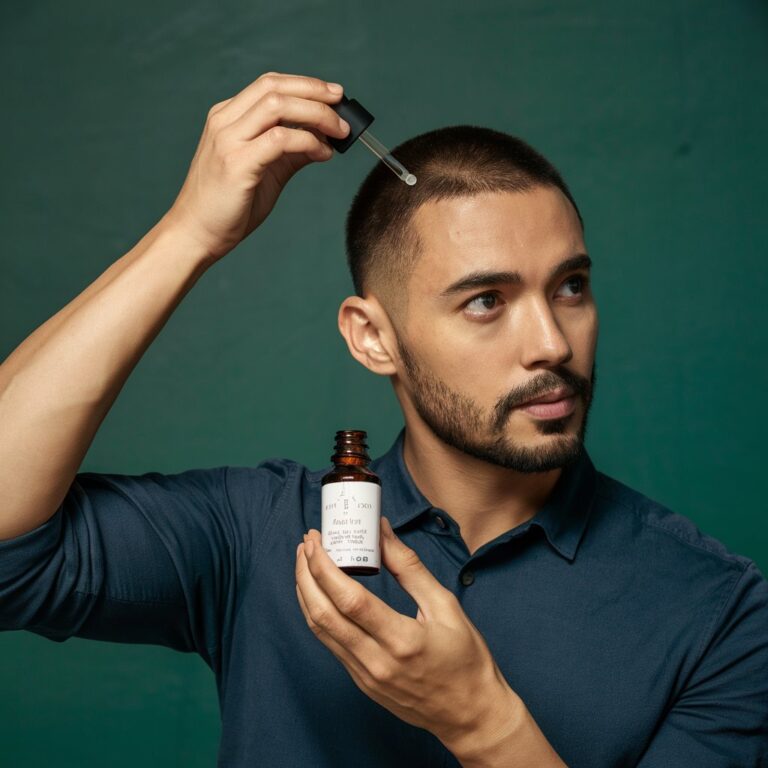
[370,426,598,562]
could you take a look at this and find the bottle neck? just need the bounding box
[331,455,370,468]
[330,430,371,467]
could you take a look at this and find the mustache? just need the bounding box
[490,368,590,432]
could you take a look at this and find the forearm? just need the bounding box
[0,214,214,540]
[448,688,567,768]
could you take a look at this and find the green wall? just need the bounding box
[1,1,766,764]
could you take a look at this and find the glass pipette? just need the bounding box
[358,129,417,186]
[328,94,417,186]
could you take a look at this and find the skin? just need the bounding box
[294,185,598,765]
[146,76,528,753]
[0,65,582,764]
[337,186,599,555]
[0,71,351,539]
[171,74,579,761]
[296,520,566,767]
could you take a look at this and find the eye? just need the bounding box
[557,274,589,299]
[462,273,590,319]
[464,292,502,317]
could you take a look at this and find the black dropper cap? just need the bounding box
[328,95,374,153]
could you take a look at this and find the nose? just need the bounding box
[517,296,573,369]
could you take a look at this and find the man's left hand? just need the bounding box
[294,516,523,756]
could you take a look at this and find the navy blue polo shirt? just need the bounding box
[1,426,767,767]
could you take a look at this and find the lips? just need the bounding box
[517,386,575,407]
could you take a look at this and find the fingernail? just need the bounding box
[305,539,315,557]
[338,117,349,133]
[328,82,343,93]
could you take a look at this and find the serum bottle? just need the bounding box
[321,430,381,575]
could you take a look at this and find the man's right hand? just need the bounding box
[165,72,351,262]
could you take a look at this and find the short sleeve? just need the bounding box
[0,462,288,673]
[636,560,768,767]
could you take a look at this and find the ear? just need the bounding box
[337,296,398,376]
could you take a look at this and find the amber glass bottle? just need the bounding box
[321,429,381,575]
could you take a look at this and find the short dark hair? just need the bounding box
[344,125,584,320]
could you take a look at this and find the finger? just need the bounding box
[303,532,415,650]
[379,517,455,622]
[295,578,369,674]
[295,542,383,666]
[234,125,335,173]
[295,578,386,702]
[227,93,350,144]
[216,71,344,125]
[299,126,334,149]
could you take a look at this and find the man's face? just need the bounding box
[392,186,598,473]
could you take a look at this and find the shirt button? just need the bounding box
[460,570,475,586]
[434,514,446,529]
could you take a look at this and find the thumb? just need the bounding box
[380,516,451,621]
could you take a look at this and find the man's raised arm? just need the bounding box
[0,72,350,541]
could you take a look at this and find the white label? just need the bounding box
[321,481,381,569]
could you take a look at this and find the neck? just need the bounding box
[401,420,563,555]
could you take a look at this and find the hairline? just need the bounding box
[360,182,584,325]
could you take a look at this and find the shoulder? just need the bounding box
[223,457,306,501]
[592,470,760,579]
[221,458,331,514]
[591,470,768,654]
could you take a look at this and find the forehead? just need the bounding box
[408,187,585,294]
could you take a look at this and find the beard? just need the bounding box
[396,335,596,473]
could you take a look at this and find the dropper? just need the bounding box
[357,131,417,185]
[327,95,417,186]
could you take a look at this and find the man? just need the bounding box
[0,72,766,767]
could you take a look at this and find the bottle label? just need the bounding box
[321,481,381,569]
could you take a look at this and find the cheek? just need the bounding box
[573,305,599,361]
[419,324,507,399]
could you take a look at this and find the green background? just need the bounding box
[1,1,766,765]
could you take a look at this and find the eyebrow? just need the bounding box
[438,253,593,298]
